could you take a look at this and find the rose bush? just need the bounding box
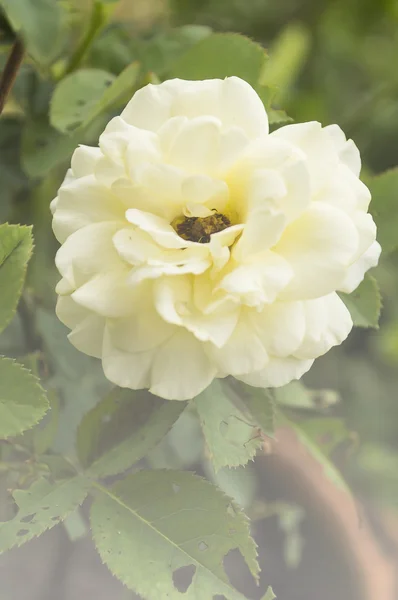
[51,76,381,400]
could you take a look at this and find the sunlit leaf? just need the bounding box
[0,224,33,334]
[90,470,260,599]
[0,357,48,440]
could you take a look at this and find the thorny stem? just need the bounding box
[0,38,24,116]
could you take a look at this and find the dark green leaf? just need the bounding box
[0,223,32,333]
[368,168,398,255]
[340,274,381,328]
[77,388,186,477]
[0,0,66,66]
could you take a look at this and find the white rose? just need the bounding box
[51,76,381,400]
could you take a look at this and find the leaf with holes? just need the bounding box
[194,380,262,471]
[368,168,398,255]
[0,224,33,334]
[172,32,267,86]
[340,274,381,329]
[0,476,90,552]
[50,69,116,134]
[0,0,66,65]
[77,388,186,477]
[0,358,48,440]
[90,470,260,600]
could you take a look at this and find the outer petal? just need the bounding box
[71,145,102,179]
[149,330,217,400]
[206,318,268,375]
[276,203,359,299]
[237,356,314,388]
[102,325,153,389]
[339,241,381,294]
[294,293,353,360]
[249,301,305,357]
[323,124,361,176]
[56,295,105,358]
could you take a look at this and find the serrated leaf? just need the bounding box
[50,69,116,134]
[282,414,350,493]
[339,274,381,328]
[172,32,267,86]
[90,470,259,600]
[0,224,33,334]
[33,390,60,455]
[77,388,186,477]
[80,61,140,129]
[194,380,262,471]
[239,387,276,438]
[0,357,48,440]
[368,168,398,255]
[0,475,90,552]
[0,0,65,66]
[262,587,276,600]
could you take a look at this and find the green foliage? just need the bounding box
[0,0,66,66]
[368,168,398,255]
[50,68,116,134]
[0,475,90,552]
[0,224,32,333]
[194,380,263,471]
[240,388,276,438]
[172,32,267,86]
[77,388,186,477]
[340,274,381,328]
[90,470,259,600]
[0,357,48,440]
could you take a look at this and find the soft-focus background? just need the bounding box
[1,0,398,599]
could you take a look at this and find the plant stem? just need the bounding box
[64,1,105,76]
[0,38,24,116]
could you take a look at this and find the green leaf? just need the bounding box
[0,0,65,66]
[77,61,140,130]
[90,470,259,599]
[267,108,294,126]
[0,223,33,334]
[194,380,263,471]
[33,390,60,455]
[339,274,381,328]
[204,462,258,510]
[22,119,80,178]
[0,357,48,440]
[77,388,186,477]
[368,168,398,255]
[239,387,276,438]
[262,587,276,600]
[0,475,90,552]
[275,381,339,410]
[282,414,350,493]
[50,69,116,134]
[172,32,267,86]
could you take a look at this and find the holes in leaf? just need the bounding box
[172,565,196,593]
[51,516,61,522]
[66,122,82,132]
[223,548,257,596]
[41,506,50,511]
[213,596,227,600]
[20,513,36,524]
[17,529,29,536]
[35,139,48,149]
[198,541,208,551]
[76,99,86,107]
[172,483,180,494]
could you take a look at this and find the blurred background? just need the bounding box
[1,0,398,598]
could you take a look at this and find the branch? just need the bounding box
[0,38,24,116]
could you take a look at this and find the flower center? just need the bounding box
[173,213,231,243]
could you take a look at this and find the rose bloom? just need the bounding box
[51,77,380,400]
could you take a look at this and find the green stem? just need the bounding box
[63,1,106,76]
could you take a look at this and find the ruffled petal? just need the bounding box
[339,241,381,294]
[294,293,353,360]
[237,356,314,388]
[250,301,305,357]
[149,330,217,400]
